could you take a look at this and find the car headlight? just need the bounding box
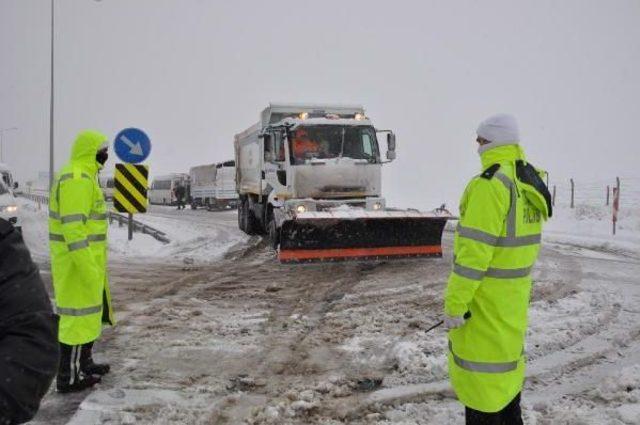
[1,205,18,213]
[296,204,307,214]
[372,202,382,211]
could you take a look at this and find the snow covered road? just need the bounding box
[20,204,640,424]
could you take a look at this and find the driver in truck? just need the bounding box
[292,128,320,163]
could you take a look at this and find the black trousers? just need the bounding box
[465,393,523,425]
[57,341,95,385]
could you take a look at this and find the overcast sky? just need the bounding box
[1,0,639,209]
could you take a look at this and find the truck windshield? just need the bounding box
[289,125,379,165]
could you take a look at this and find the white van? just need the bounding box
[0,179,20,231]
[99,175,115,201]
[149,173,189,205]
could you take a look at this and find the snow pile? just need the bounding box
[390,341,429,372]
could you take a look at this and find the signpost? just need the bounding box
[113,128,151,240]
[612,177,620,235]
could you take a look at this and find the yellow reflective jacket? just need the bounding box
[49,130,114,345]
[445,144,546,413]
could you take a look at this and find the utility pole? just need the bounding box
[49,0,55,190]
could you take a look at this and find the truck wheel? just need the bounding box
[238,198,246,231]
[244,200,259,235]
[267,211,279,250]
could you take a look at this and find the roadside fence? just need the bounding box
[547,176,638,235]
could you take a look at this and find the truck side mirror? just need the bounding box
[13,182,18,189]
[387,133,396,160]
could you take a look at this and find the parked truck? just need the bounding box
[214,160,238,209]
[234,103,449,263]
[189,161,238,210]
[189,164,217,209]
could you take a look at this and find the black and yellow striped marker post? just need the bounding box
[114,163,149,213]
[114,164,149,241]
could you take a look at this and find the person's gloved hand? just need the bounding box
[444,315,465,330]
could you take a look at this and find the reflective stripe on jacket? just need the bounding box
[445,144,544,413]
[48,130,115,345]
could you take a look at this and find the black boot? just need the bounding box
[81,341,111,376]
[57,343,101,393]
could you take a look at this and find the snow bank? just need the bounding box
[545,203,640,256]
[17,199,248,264]
[107,211,248,264]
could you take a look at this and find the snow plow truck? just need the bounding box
[234,103,450,263]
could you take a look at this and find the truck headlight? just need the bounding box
[372,202,382,211]
[2,205,18,213]
[296,204,307,214]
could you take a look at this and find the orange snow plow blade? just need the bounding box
[278,211,449,263]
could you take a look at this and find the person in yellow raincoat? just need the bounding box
[49,130,115,393]
[444,114,551,424]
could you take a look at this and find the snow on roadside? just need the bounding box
[17,198,248,264]
[107,211,248,264]
[544,204,640,257]
[16,198,51,261]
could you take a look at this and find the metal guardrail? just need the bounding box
[19,192,170,244]
[108,212,170,244]
[19,192,49,205]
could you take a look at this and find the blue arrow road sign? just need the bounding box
[114,128,151,164]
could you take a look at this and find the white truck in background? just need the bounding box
[213,160,238,209]
[234,103,448,263]
[189,164,217,209]
[189,160,238,210]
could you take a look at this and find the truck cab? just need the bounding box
[235,104,397,246]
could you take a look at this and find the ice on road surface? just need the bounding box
[15,195,640,425]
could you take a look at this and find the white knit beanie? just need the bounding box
[476,113,520,154]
